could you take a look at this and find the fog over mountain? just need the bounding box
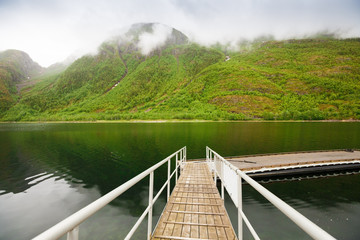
[136,24,173,55]
[0,0,359,66]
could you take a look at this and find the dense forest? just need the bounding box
[1,23,359,121]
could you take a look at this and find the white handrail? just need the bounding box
[206,146,336,240]
[33,147,187,240]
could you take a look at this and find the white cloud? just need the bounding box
[0,0,359,66]
[137,24,172,55]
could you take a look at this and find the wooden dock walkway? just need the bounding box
[33,147,336,240]
[152,162,237,240]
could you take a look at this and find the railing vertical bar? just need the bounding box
[66,226,79,240]
[147,171,154,240]
[206,146,209,161]
[221,160,224,200]
[154,168,176,204]
[182,148,185,162]
[211,150,214,171]
[214,155,217,184]
[167,158,170,201]
[221,180,224,200]
[237,172,243,240]
[184,146,187,161]
[175,153,178,184]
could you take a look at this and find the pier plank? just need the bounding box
[152,162,237,240]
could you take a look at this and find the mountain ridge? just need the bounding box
[0,49,43,111]
[1,23,359,121]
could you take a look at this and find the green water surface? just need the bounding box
[0,122,359,239]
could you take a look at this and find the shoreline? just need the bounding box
[0,119,359,124]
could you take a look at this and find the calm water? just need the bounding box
[0,122,359,239]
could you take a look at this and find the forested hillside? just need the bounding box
[0,50,42,112]
[1,23,359,121]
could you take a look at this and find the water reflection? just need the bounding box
[0,176,100,240]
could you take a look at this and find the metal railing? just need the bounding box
[33,147,187,240]
[206,146,336,240]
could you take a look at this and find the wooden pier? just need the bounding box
[33,147,337,240]
[152,162,237,240]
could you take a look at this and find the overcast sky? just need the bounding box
[0,0,359,67]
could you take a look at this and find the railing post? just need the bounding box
[148,171,154,240]
[175,153,178,183]
[67,226,79,240]
[167,158,171,201]
[184,147,187,162]
[221,160,224,200]
[237,173,243,240]
[206,147,208,161]
[214,155,217,184]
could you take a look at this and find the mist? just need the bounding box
[137,24,172,55]
[0,0,359,66]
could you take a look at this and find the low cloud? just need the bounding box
[137,24,172,55]
[0,0,359,66]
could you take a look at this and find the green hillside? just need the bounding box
[0,50,42,111]
[1,24,360,121]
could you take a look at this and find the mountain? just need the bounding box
[1,23,360,121]
[0,49,43,111]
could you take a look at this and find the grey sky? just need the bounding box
[0,0,359,66]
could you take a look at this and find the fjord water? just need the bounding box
[0,122,359,239]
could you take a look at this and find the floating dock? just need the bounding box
[152,162,237,240]
[226,150,360,178]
